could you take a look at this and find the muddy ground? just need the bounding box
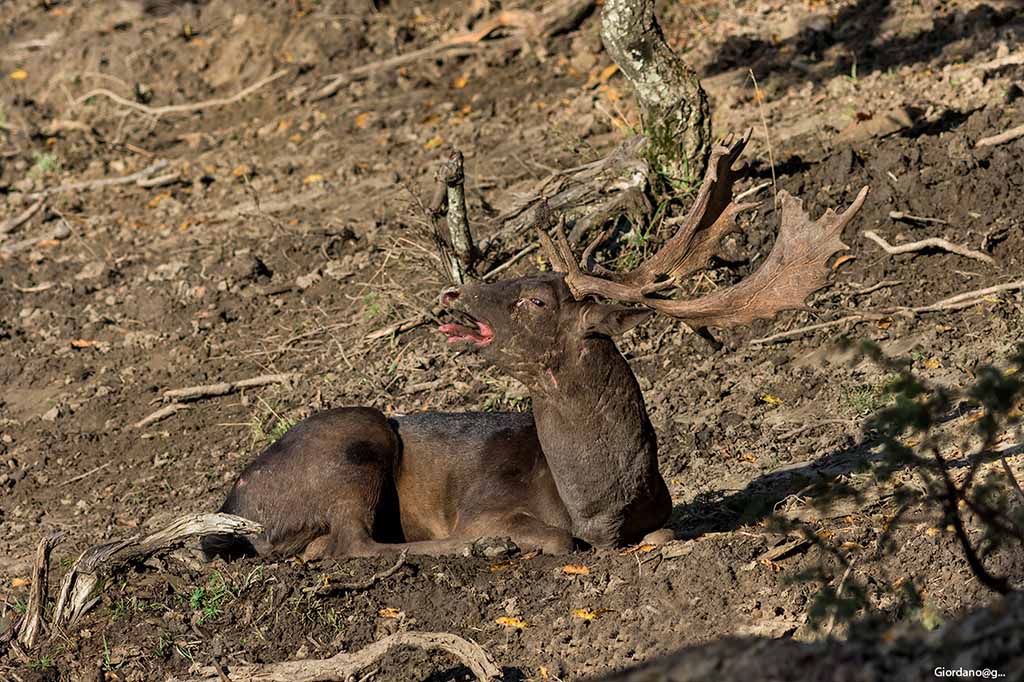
[1,0,1023,680]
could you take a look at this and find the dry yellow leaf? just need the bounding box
[303,173,324,184]
[925,527,941,537]
[423,135,444,150]
[9,69,28,81]
[289,134,303,144]
[354,112,371,129]
[831,254,856,270]
[760,393,783,406]
[453,73,470,89]
[231,164,251,178]
[923,358,941,369]
[597,64,619,84]
[11,577,30,588]
[621,543,657,555]
[877,320,892,330]
[70,339,98,348]
[277,118,293,132]
[495,616,528,629]
[572,608,610,621]
[490,561,514,572]
[561,564,590,575]
[839,541,863,551]
[378,607,403,619]
[148,193,171,208]
[539,666,549,680]
[741,453,757,463]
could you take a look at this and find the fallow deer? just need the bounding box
[202,135,868,560]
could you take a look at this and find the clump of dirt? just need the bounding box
[2,0,1024,680]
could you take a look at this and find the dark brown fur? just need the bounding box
[204,274,670,559]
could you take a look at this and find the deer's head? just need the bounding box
[437,134,868,386]
[439,273,651,383]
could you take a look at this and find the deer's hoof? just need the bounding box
[467,536,520,559]
[641,528,676,546]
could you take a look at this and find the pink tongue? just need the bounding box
[438,323,459,334]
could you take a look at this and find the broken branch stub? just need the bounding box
[540,135,870,329]
[432,149,479,284]
[601,0,712,182]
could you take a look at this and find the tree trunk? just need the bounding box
[601,0,711,187]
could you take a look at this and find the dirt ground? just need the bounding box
[1,0,1023,680]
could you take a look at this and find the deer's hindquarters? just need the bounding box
[202,407,400,560]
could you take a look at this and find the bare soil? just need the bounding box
[1,0,1023,680]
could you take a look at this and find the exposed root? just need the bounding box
[864,230,995,265]
[75,69,288,119]
[311,550,409,596]
[52,513,262,628]
[175,631,501,682]
[751,280,1024,345]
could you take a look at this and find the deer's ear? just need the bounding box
[577,303,653,337]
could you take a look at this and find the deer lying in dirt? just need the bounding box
[203,136,868,560]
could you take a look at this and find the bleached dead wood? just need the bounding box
[174,631,501,682]
[16,533,64,649]
[52,513,262,628]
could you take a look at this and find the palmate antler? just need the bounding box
[539,133,870,329]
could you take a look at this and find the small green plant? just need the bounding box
[249,398,296,447]
[187,572,230,624]
[28,654,55,670]
[28,151,60,179]
[842,377,896,416]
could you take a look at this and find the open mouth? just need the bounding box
[438,315,495,347]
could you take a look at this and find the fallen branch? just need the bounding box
[0,197,44,236]
[75,69,288,119]
[977,123,1024,148]
[751,280,1024,345]
[162,372,299,402]
[176,631,501,682]
[52,513,262,628]
[864,230,995,265]
[133,373,298,428]
[311,550,408,596]
[28,160,169,200]
[16,532,64,649]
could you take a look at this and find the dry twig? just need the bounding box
[751,280,1024,344]
[75,70,287,119]
[864,230,995,265]
[161,372,299,402]
[0,198,44,236]
[312,550,408,596]
[977,123,1024,148]
[132,373,298,428]
[28,160,169,200]
[175,631,501,682]
[132,403,189,429]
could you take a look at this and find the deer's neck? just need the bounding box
[528,336,669,546]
